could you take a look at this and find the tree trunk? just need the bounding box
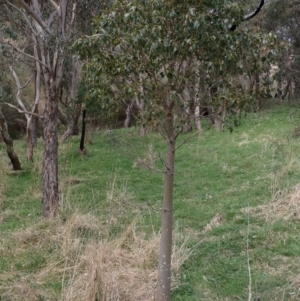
[281,79,291,100]
[255,72,260,111]
[31,110,38,148]
[79,108,87,154]
[194,99,202,131]
[124,101,134,128]
[26,122,34,162]
[61,56,82,142]
[156,105,176,301]
[0,108,22,170]
[58,109,68,126]
[61,103,82,142]
[42,82,59,218]
[194,77,202,132]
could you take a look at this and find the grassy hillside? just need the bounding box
[1,103,300,300]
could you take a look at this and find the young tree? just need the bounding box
[76,0,269,299]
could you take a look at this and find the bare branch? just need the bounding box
[175,131,199,151]
[244,0,265,21]
[9,65,29,117]
[0,40,48,68]
[47,0,59,11]
[16,0,52,35]
[60,0,69,39]
[230,0,266,31]
[32,33,41,115]
[4,1,38,37]
[21,73,35,89]
[3,102,43,119]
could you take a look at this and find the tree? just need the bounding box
[0,0,72,217]
[77,0,269,299]
[1,0,106,217]
[0,26,40,162]
[0,107,22,170]
[265,0,299,99]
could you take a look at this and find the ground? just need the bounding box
[1,103,300,300]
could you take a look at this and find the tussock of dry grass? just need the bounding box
[1,212,191,301]
[201,213,223,234]
[243,183,300,221]
[63,220,191,301]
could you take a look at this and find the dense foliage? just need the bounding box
[76,0,276,131]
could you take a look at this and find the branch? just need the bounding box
[244,0,265,21]
[17,0,52,35]
[174,131,199,150]
[9,66,29,118]
[47,0,59,11]
[2,102,43,119]
[32,34,41,116]
[4,1,39,37]
[21,73,35,89]
[0,40,48,68]
[230,0,266,31]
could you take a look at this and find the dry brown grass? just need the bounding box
[243,183,300,222]
[1,275,57,301]
[1,212,191,301]
[201,213,223,234]
[62,220,191,301]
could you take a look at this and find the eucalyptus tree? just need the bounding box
[0,0,107,218]
[60,1,106,141]
[265,0,299,99]
[77,0,268,299]
[1,0,73,218]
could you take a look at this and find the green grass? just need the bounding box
[1,103,300,300]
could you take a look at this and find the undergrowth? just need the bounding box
[1,103,300,300]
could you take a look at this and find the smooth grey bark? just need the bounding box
[0,108,22,170]
[156,102,176,301]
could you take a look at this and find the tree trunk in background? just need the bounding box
[136,74,146,136]
[255,72,260,111]
[61,57,82,142]
[26,122,34,162]
[61,103,82,142]
[156,103,176,301]
[79,108,87,154]
[194,99,201,131]
[31,109,38,148]
[58,109,68,126]
[281,79,291,100]
[0,108,22,170]
[137,101,146,135]
[194,75,202,131]
[124,101,134,128]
